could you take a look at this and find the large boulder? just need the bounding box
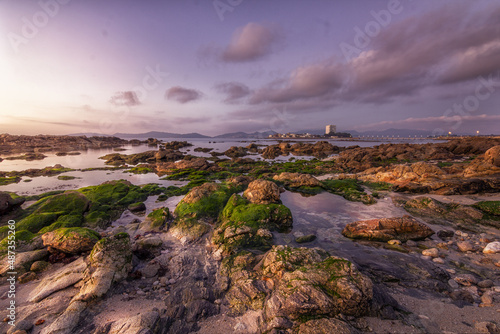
[342,215,434,242]
[42,227,100,254]
[243,180,280,204]
[182,182,220,204]
[484,146,500,167]
[262,246,372,328]
[273,172,322,188]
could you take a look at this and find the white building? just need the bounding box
[325,124,336,135]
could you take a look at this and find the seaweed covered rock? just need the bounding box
[322,178,375,204]
[213,194,293,254]
[401,196,495,230]
[15,191,89,235]
[138,207,170,232]
[78,180,156,228]
[173,183,235,240]
[220,246,372,332]
[243,179,281,204]
[42,227,100,254]
[342,215,434,242]
[262,246,373,323]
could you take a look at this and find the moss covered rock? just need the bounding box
[42,227,100,254]
[138,207,170,232]
[322,179,375,204]
[213,194,293,255]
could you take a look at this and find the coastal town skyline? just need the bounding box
[1,0,500,136]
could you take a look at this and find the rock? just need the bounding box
[422,248,439,257]
[484,146,500,167]
[136,235,163,250]
[0,249,49,276]
[478,280,494,288]
[437,230,455,240]
[483,241,500,254]
[342,215,434,242]
[0,192,25,215]
[6,319,33,334]
[475,321,500,334]
[141,263,160,278]
[296,234,317,243]
[448,279,459,289]
[450,290,474,304]
[405,240,417,247]
[244,179,281,204]
[40,300,87,334]
[432,258,445,264]
[454,274,479,286]
[181,182,220,204]
[97,309,166,334]
[457,241,474,252]
[139,207,170,232]
[29,257,87,303]
[273,172,322,188]
[388,239,401,245]
[18,271,37,284]
[74,233,132,302]
[30,261,49,272]
[296,318,359,334]
[127,202,146,212]
[262,246,373,323]
[42,227,100,254]
[481,292,494,305]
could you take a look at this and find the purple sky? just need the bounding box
[1,0,499,136]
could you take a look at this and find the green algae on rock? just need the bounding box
[42,227,100,254]
[322,178,376,204]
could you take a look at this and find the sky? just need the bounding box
[1,0,499,136]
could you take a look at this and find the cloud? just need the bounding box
[250,61,345,104]
[172,116,212,124]
[109,91,141,106]
[215,82,251,103]
[165,86,203,104]
[222,23,281,62]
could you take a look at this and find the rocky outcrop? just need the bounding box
[484,145,500,167]
[221,246,372,332]
[0,134,128,155]
[29,257,87,303]
[243,180,280,204]
[96,309,168,334]
[41,233,132,334]
[224,146,248,158]
[342,215,434,242]
[273,172,322,188]
[42,228,100,254]
[261,141,340,159]
[156,157,209,174]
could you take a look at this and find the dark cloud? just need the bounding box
[109,91,141,107]
[215,82,251,103]
[222,23,281,62]
[165,86,203,104]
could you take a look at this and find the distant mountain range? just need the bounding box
[69,128,458,139]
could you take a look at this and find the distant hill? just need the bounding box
[68,132,113,137]
[214,131,277,139]
[113,131,210,139]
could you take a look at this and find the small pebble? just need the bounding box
[457,241,474,252]
[388,239,401,245]
[422,248,439,258]
[448,279,459,289]
[421,255,432,261]
[433,258,445,264]
[405,240,417,247]
[478,280,494,289]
